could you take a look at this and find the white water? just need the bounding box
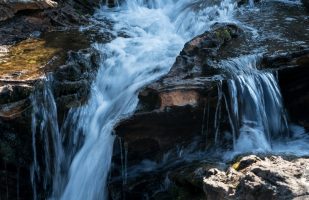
[29,0,309,199]
[223,55,288,149]
[55,1,238,199]
[220,55,309,160]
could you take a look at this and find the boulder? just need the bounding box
[203,155,309,200]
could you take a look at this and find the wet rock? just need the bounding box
[0,1,91,45]
[203,155,309,200]
[114,23,244,162]
[66,0,103,12]
[110,23,244,198]
[0,28,102,199]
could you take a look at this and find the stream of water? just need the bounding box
[30,0,309,199]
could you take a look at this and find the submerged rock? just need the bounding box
[203,155,309,200]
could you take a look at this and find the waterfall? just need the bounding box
[31,75,64,200]
[28,0,309,199]
[49,0,238,199]
[220,55,290,158]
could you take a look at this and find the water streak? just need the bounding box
[31,75,64,200]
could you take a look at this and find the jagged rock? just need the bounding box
[203,155,309,200]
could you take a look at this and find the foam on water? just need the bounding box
[29,0,309,199]
[55,1,237,199]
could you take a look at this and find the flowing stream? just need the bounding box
[29,0,309,199]
[58,1,237,199]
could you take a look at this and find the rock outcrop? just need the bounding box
[203,155,309,200]
[114,23,244,165]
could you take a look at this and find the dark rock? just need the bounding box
[237,0,261,6]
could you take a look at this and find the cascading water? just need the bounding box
[29,0,309,199]
[31,75,64,200]
[49,0,238,199]
[217,55,290,157]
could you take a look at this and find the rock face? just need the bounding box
[203,155,309,200]
[0,0,58,22]
[114,22,244,165]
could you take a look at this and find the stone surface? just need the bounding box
[0,0,58,22]
[203,155,309,200]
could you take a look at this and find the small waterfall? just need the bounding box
[219,55,289,155]
[31,75,64,200]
